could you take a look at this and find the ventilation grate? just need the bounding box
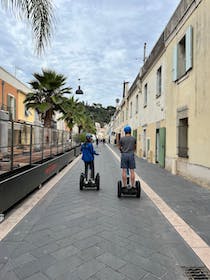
[182,267,210,280]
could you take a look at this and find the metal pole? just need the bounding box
[50,128,52,157]
[29,124,33,165]
[10,121,14,171]
[41,127,44,161]
[57,131,59,155]
[62,131,64,153]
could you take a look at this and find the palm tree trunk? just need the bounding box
[44,109,53,128]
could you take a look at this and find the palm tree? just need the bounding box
[1,0,54,54]
[24,69,71,127]
[60,98,96,134]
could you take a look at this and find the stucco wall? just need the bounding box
[165,0,210,170]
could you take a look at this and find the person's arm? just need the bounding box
[118,139,123,153]
[90,143,99,155]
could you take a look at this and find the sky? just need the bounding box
[0,0,180,107]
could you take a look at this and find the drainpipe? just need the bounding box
[1,80,4,110]
[143,42,147,64]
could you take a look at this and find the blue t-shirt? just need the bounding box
[81,142,96,162]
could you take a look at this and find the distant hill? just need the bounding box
[83,103,116,127]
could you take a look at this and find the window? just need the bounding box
[130,102,132,118]
[178,118,188,158]
[7,94,16,120]
[136,95,139,114]
[173,26,193,81]
[156,66,162,97]
[144,83,147,108]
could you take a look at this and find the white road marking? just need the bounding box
[107,144,210,270]
[0,155,81,241]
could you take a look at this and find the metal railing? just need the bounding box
[0,118,78,174]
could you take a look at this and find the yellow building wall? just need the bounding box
[146,123,156,163]
[137,127,143,157]
[165,0,210,169]
[18,91,35,123]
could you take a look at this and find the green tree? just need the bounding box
[24,69,71,128]
[1,0,54,54]
[60,98,96,134]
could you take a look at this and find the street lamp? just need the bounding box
[75,78,84,94]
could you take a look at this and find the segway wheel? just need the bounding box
[95,173,100,190]
[118,180,122,198]
[80,174,85,190]
[135,180,141,198]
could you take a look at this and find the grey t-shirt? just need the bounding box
[119,136,136,153]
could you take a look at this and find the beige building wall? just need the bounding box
[165,0,210,187]
[138,51,166,164]
[18,91,35,123]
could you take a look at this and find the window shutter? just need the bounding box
[186,25,193,71]
[172,45,178,81]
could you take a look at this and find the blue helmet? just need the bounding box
[124,125,131,134]
[86,133,92,140]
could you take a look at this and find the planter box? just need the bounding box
[0,146,80,214]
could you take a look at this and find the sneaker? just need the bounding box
[84,179,88,184]
[91,179,95,184]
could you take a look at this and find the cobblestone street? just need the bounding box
[0,144,210,280]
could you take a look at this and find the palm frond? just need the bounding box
[1,0,55,55]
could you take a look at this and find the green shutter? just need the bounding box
[172,45,178,81]
[159,127,166,168]
[186,25,193,71]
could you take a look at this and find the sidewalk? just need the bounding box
[0,144,209,279]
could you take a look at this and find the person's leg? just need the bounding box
[121,153,127,187]
[122,168,127,187]
[90,161,95,180]
[130,169,135,187]
[85,162,89,180]
[128,153,136,187]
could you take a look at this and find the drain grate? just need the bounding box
[182,267,210,280]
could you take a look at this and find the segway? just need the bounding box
[118,168,141,198]
[80,172,100,191]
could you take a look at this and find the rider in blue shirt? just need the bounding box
[81,133,99,183]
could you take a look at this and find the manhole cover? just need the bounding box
[182,267,210,280]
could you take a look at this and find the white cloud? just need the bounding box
[0,0,180,106]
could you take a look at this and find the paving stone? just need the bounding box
[51,244,79,260]
[78,246,105,261]
[0,270,19,280]
[94,266,126,280]
[14,254,56,279]
[10,253,36,268]
[76,259,105,280]
[96,252,126,270]
[120,263,148,280]
[25,272,49,280]
[45,255,83,279]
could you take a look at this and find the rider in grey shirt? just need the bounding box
[119,126,136,187]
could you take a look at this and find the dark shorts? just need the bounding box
[121,153,136,169]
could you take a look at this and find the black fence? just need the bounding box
[0,118,78,174]
[0,118,82,214]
